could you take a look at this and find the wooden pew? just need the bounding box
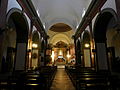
[65,67,119,90]
[23,71,46,90]
[0,79,9,89]
[0,66,57,90]
[40,66,57,88]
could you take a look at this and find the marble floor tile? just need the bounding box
[50,69,75,90]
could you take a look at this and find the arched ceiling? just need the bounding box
[48,31,74,45]
[49,23,72,32]
[31,0,92,31]
[49,33,71,45]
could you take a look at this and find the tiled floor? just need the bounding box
[50,69,75,90]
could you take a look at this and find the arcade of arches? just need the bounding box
[0,0,120,90]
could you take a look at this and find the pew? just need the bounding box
[0,66,57,90]
[23,71,46,90]
[65,66,119,90]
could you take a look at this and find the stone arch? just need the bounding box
[30,30,41,69]
[3,8,29,71]
[49,33,71,45]
[93,8,118,42]
[81,31,91,67]
[93,8,118,71]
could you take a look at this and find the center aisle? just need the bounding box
[50,68,75,90]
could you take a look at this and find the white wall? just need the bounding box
[32,49,39,68]
[101,0,117,12]
[7,0,22,12]
[92,13,99,31]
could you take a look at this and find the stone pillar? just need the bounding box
[76,43,82,65]
[44,38,48,66]
[0,0,8,28]
[27,21,33,69]
[0,0,8,71]
[15,43,27,71]
[0,32,5,72]
[89,22,95,68]
[115,0,120,18]
[95,42,109,70]
[40,39,45,66]
[72,36,78,65]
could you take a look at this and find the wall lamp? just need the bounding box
[32,43,38,48]
[84,43,90,48]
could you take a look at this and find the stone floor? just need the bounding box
[50,69,75,90]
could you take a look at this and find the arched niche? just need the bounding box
[93,8,119,71]
[81,31,91,67]
[30,30,41,69]
[1,8,29,72]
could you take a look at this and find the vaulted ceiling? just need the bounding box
[31,0,92,31]
[49,23,72,32]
